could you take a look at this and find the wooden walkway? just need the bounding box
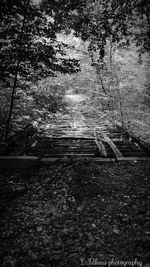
[27,121,150,160]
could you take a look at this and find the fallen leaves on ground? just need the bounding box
[0,161,150,266]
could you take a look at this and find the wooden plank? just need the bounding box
[40,157,116,163]
[113,157,150,161]
[40,157,150,163]
[94,132,107,157]
[34,146,97,150]
[0,156,39,160]
[1,155,150,161]
[101,133,124,159]
[36,140,95,144]
[34,144,97,148]
[37,137,95,140]
[28,153,96,157]
[32,150,97,153]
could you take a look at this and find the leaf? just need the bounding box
[62,228,69,235]
[63,204,67,211]
[145,231,150,235]
[113,227,120,234]
[36,226,43,232]
[77,200,86,211]
[2,256,16,267]
[87,232,95,242]
[86,242,93,248]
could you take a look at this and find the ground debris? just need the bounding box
[0,161,150,266]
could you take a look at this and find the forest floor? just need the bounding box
[0,160,150,267]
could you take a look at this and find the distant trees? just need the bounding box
[41,0,150,97]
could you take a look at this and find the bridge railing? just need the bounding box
[109,93,150,142]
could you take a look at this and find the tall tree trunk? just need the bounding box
[116,75,124,126]
[4,0,30,142]
[108,35,115,122]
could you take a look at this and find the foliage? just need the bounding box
[41,0,150,60]
[0,0,80,84]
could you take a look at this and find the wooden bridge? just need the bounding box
[0,120,150,171]
[26,119,150,161]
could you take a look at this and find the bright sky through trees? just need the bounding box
[33,0,41,3]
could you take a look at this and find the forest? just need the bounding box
[0,0,150,266]
[0,0,150,143]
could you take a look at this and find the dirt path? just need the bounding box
[64,92,88,132]
[64,93,87,105]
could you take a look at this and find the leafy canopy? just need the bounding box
[41,0,150,61]
[0,0,80,86]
